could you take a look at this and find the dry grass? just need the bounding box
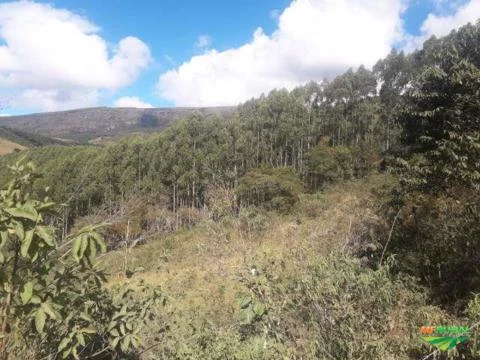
[0,137,26,155]
[102,174,395,331]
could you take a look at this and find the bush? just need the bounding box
[236,167,303,213]
[307,144,354,189]
[239,252,449,359]
[0,162,164,359]
[205,185,236,221]
[379,189,480,305]
[237,207,269,239]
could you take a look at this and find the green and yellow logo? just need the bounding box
[420,326,470,351]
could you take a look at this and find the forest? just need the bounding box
[0,20,479,359]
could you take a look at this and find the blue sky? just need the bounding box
[63,0,292,108]
[0,0,478,114]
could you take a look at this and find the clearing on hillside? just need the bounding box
[0,137,26,155]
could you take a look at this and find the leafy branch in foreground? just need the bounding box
[0,161,165,359]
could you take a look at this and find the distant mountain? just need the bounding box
[0,106,235,141]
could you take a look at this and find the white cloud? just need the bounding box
[113,96,153,108]
[12,89,100,112]
[157,0,405,106]
[403,0,480,51]
[429,0,468,14]
[0,1,152,111]
[195,35,212,50]
[421,0,480,37]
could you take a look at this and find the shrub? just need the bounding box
[236,167,303,213]
[239,252,449,359]
[379,189,480,305]
[0,162,164,359]
[307,144,353,189]
[237,207,268,238]
[205,185,236,220]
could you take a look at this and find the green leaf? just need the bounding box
[36,225,55,247]
[120,336,131,353]
[35,308,46,333]
[62,347,72,359]
[91,232,107,253]
[75,333,86,347]
[80,327,97,334]
[42,302,61,321]
[20,229,34,258]
[72,237,82,262]
[79,235,88,259]
[88,237,97,261]
[238,308,256,325]
[21,282,33,305]
[110,336,121,349]
[79,312,94,323]
[30,295,42,304]
[13,221,24,241]
[0,231,8,247]
[6,206,38,222]
[58,337,70,352]
[131,335,140,349]
[238,296,252,309]
[253,302,266,316]
[72,346,79,360]
[36,202,57,212]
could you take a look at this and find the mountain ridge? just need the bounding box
[0,106,236,141]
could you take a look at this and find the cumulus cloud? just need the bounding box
[13,89,100,112]
[429,0,469,13]
[113,96,153,108]
[402,0,480,51]
[157,0,405,106]
[0,1,152,111]
[421,0,480,37]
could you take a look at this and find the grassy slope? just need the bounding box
[0,137,26,155]
[102,175,395,343]
[105,174,389,277]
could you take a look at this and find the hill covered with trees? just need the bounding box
[0,106,235,142]
[0,20,479,359]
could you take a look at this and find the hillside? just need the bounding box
[99,175,450,358]
[0,21,479,360]
[0,106,235,141]
[0,137,25,155]
[0,126,68,154]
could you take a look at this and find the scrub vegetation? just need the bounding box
[1,21,480,359]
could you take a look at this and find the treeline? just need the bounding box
[0,64,391,219]
[372,21,480,306]
[1,21,479,246]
